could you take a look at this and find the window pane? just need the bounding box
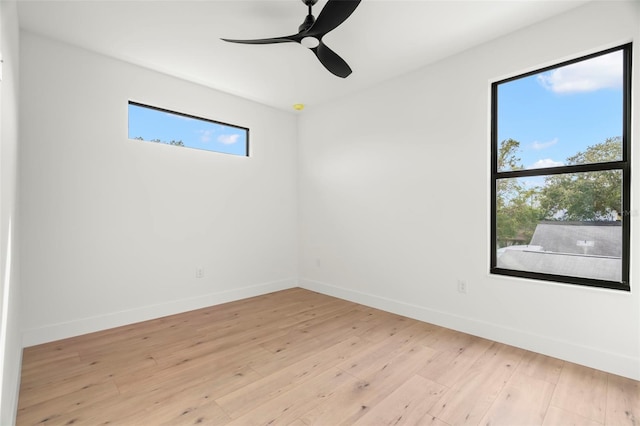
[497,50,623,172]
[128,102,249,157]
[496,170,622,282]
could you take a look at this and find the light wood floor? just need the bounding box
[17,288,639,425]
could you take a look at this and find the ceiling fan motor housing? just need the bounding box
[299,0,318,32]
[299,14,316,32]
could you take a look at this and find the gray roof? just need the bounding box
[497,250,621,282]
[529,221,621,257]
[497,221,622,282]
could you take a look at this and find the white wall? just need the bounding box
[298,0,640,380]
[0,1,22,424]
[19,32,299,345]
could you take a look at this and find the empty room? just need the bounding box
[1,0,639,424]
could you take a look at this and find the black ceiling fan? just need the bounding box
[222,0,361,78]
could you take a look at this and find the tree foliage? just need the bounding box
[134,136,185,147]
[496,139,543,247]
[539,137,622,221]
[497,138,523,172]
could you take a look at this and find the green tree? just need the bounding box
[497,138,523,172]
[496,139,543,247]
[539,137,622,221]
[134,137,185,147]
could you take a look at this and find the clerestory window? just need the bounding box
[128,101,249,157]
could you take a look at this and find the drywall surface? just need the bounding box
[19,32,298,345]
[298,1,640,380]
[0,1,22,424]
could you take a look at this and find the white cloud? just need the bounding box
[531,138,558,150]
[218,134,240,145]
[530,158,564,169]
[198,129,213,143]
[537,50,622,94]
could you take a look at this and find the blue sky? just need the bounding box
[128,103,248,156]
[497,49,623,171]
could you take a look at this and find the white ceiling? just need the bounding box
[17,0,589,112]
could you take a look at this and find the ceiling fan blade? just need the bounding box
[311,41,352,78]
[306,0,361,37]
[221,35,299,45]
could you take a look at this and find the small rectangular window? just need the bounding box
[491,44,631,290]
[128,101,249,157]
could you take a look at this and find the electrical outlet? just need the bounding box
[457,280,467,294]
[196,267,204,279]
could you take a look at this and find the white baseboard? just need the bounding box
[299,278,640,381]
[22,278,297,347]
[0,348,22,426]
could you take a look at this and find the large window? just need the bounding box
[491,44,631,290]
[128,101,249,157]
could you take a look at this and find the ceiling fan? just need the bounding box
[221,0,361,78]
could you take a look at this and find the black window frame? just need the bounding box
[490,43,632,291]
[128,100,250,157]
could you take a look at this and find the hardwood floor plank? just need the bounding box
[364,320,444,348]
[19,355,86,391]
[76,320,200,358]
[225,368,356,426]
[351,374,447,425]
[421,327,492,356]
[542,405,603,426]
[297,377,377,426]
[251,311,375,377]
[290,307,372,339]
[251,335,330,376]
[18,367,119,410]
[215,336,366,419]
[550,362,608,424]
[16,380,120,425]
[430,342,525,425]
[336,321,440,379]
[479,370,555,425]
[517,351,565,385]
[354,312,414,343]
[19,349,81,380]
[255,304,372,357]
[286,296,358,323]
[416,327,494,389]
[287,420,308,426]
[115,352,266,398]
[194,303,307,337]
[157,401,231,426]
[153,326,289,369]
[302,344,439,425]
[606,373,640,425]
[116,389,230,425]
